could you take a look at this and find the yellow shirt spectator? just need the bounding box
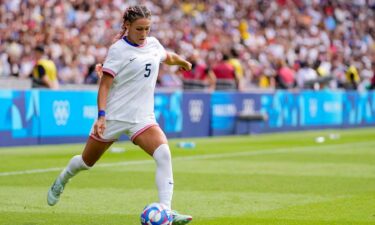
[31,46,59,89]
[345,65,360,83]
[344,65,360,89]
[33,59,57,82]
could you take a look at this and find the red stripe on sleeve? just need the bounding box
[102,68,116,77]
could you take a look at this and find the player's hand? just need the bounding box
[93,117,106,139]
[180,61,192,71]
[95,63,103,78]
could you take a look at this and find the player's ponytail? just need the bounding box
[113,5,151,42]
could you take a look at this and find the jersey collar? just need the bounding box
[123,36,147,48]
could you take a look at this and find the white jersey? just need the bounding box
[102,36,167,122]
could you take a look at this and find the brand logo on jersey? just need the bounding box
[189,100,203,123]
[53,100,70,126]
[129,57,136,62]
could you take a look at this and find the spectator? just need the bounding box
[213,54,238,91]
[313,59,333,89]
[370,62,375,90]
[228,48,245,91]
[296,61,319,90]
[0,0,373,91]
[275,59,295,89]
[344,61,360,90]
[84,63,101,85]
[31,46,59,89]
[59,56,84,84]
[179,51,216,91]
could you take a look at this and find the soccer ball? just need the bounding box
[140,202,172,225]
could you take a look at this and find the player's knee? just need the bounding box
[153,144,171,164]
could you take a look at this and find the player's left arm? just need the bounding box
[164,52,192,71]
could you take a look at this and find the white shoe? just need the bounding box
[47,178,65,206]
[171,210,193,225]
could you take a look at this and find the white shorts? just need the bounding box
[89,116,158,143]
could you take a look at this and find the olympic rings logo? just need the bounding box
[53,100,70,126]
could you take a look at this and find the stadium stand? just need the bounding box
[0,0,374,90]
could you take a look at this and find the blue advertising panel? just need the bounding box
[12,90,40,138]
[234,93,262,134]
[342,91,375,126]
[343,92,358,126]
[210,92,238,135]
[299,91,343,126]
[355,91,375,125]
[154,91,183,138]
[1,89,375,147]
[0,90,13,133]
[38,90,97,141]
[0,90,39,146]
[370,92,375,124]
[181,92,211,137]
[260,91,299,130]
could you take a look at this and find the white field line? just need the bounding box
[0,141,374,177]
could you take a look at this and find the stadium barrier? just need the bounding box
[0,89,374,146]
[235,111,268,135]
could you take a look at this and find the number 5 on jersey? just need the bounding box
[144,63,151,77]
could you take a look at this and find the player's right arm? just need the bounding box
[93,44,121,138]
[94,68,114,138]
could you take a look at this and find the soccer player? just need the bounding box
[47,5,192,225]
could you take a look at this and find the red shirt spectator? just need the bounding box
[181,63,208,81]
[180,52,216,91]
[212,60,235,80]
[370,63,375,90]
[275,59,295,89]
[278,67,295,86]
[212,54,237,90]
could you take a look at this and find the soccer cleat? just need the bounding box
[171,210,193,225]
[47,178,65,206]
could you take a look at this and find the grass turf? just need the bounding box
[0,128,374,225]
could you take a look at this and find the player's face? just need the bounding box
[127,18,151,45]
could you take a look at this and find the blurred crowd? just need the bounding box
[0,0,374,91]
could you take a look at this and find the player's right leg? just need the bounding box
[133,125,193,224]
[47,137,113,206]
[171,210,193,225]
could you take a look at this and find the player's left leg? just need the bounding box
[47,137,113,206]
[133,126,192,224]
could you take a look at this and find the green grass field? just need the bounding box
[0,128,375,225]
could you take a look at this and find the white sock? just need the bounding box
[153,144,174,209]
[58,155,90,185]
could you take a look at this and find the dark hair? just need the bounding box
[35,45,45,53]
[115,5,151,40]
[230,48,239,58]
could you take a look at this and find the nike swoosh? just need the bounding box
[130,58,136,62]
